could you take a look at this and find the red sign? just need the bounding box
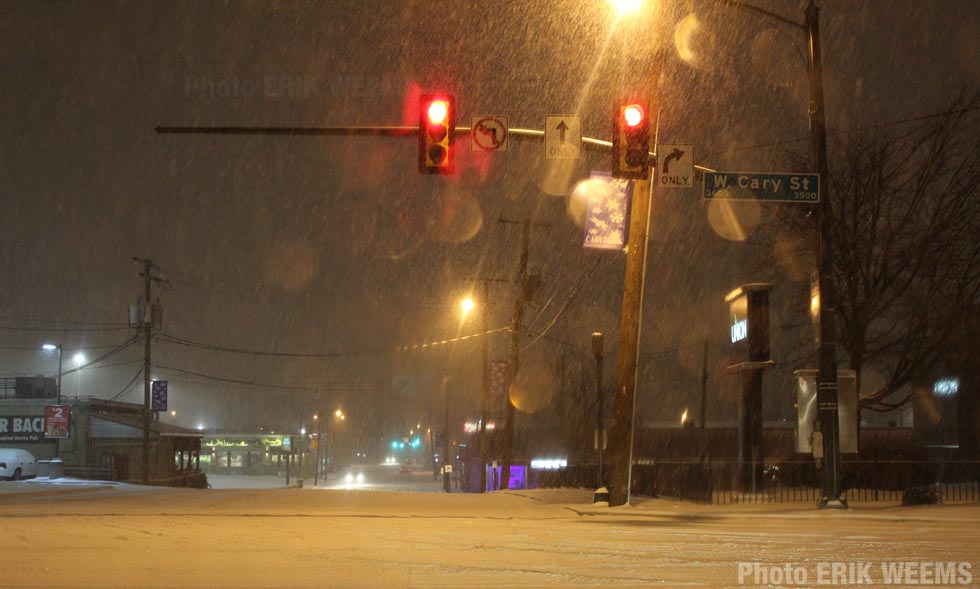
[44,405,71,439]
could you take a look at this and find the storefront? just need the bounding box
[0,396,205,487]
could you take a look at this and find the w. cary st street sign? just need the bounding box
[703,171,820,203]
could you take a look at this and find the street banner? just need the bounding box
[151,381,168,412]
[489,360,510,419]
[583,171,631,250]
[44,405,71,439]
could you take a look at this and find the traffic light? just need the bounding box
[419,94,456,174]
[612,100,650,179]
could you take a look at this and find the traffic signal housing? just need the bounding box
[612,100,650,179]
[419,94,456,174]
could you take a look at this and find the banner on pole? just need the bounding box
[489,360,510,419]
[583,171,631,251]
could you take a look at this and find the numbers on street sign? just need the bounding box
[703,172,819,203]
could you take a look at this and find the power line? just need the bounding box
[0,324,131,333]
[152,364,381,393]
[700,103,980,162]
[155,332,376,358]
[520,258,602,352]
[0,314,130,327]
[108,368,145,402]
[60,336,142,377]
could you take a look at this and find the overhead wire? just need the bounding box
[107,368,145,402]
[152,364,380,393]
[699,103,980,162]
[0,314,130,327]
[520,257,602,352]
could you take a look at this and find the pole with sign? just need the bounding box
[725,283,774,493]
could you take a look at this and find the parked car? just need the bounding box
[0,449,37,481]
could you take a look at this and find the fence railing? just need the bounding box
[531,460,980,505]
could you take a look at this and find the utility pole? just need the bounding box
[134,257,162,486]
[700,339,709,430]
[314,413,322,486]
[498,217,550,491]
[591,333,604,488]
[805,0,843,508]
[607,176,654,506]
[466,276,507,493]
[443,376,451,493]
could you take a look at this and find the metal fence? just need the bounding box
[532,460,980,505]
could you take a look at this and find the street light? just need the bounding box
[73,353,85,398]
[460,296,475,319]
[605,0,842,508]
[315,409,346,486]
[612,0,642,16]
[41,344,62,405]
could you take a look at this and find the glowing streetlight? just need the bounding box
[460,296,475,319]
[611,0,642,16]
[72,353,86,398]
[41,344,62,406]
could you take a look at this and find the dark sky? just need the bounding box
[1,1,977,434]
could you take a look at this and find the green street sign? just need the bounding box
[703,172,819,203]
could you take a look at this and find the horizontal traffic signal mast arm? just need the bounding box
[154,125,716,173]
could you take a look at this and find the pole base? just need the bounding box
[818,496,848,510]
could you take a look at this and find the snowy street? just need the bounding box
[1,481,978,588]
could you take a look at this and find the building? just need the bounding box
[0,381,205,487]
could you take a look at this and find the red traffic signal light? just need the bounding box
[612,100,650,179]
[419,94,456,174]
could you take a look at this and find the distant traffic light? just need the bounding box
[612,100,650,179]
[419,94,456,174]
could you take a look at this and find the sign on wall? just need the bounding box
[44,405,71,439]
[0,415,46,443]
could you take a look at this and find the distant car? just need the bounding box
[0,449,37,481]
[343,470,365,484]
[399,465,412,475]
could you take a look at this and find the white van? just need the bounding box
[0,449,37,480]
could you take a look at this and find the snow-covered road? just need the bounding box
[1,481,977,588]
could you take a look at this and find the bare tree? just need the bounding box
[779,92,980,411]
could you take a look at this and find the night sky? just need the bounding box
[1,1,977,435]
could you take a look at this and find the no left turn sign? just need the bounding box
[471,116,508,152]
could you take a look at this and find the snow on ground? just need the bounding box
[0,480,978,588]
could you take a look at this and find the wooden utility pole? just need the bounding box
[498,217,549,490]
[700,339,709,429]
[466,276,507,493]
[607,177,654,506]
[134,257,163,486]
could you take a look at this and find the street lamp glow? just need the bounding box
[170,410,176,417]
[612,0,642,16]
[73,353,86,366]
[460,297,475,318]
[42,344,58,351]
[335,409,343,418]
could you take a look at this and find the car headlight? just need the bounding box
[344,473,353,483]
[356,473,364,482]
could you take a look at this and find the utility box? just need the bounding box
[795,369,858,454]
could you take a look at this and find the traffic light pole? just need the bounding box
[608,177,654,507]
